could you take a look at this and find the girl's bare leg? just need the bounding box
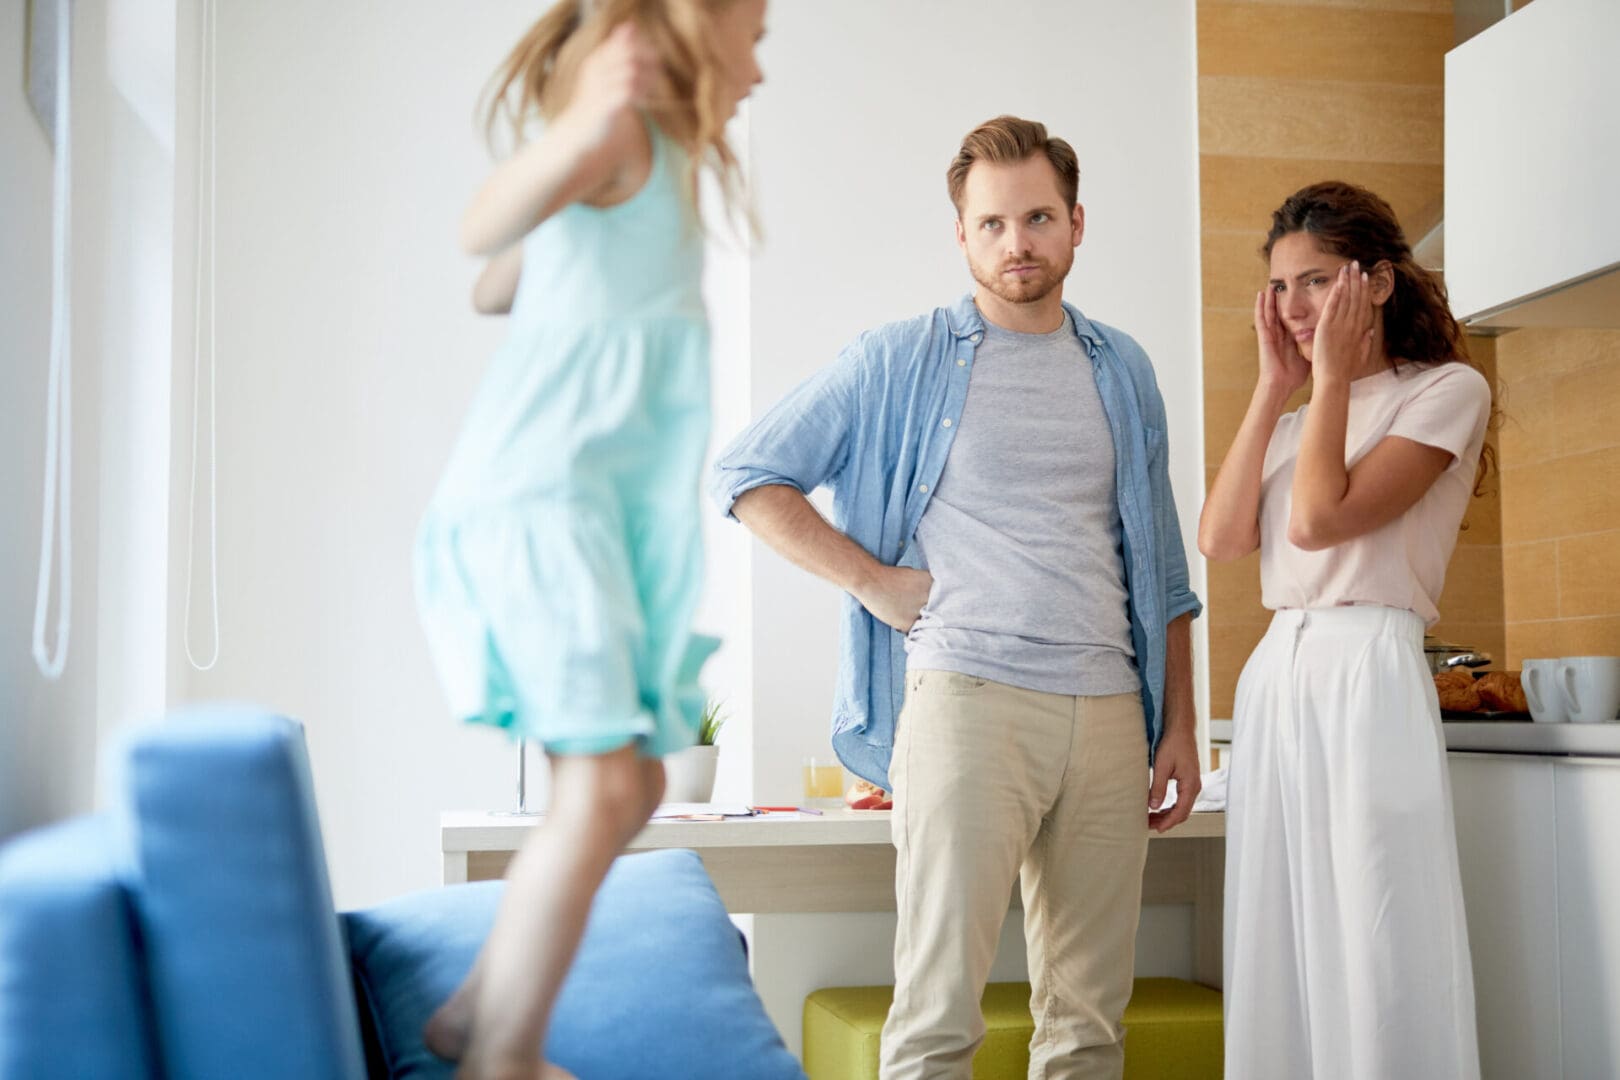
[426,746,664,1079]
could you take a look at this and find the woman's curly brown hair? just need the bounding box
[1263,180,1500,492]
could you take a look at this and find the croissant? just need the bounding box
[1434,669,1481,711]
[1434,668,1473,690]
[1475,671,1528,713]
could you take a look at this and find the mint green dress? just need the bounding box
[414,124,718,757]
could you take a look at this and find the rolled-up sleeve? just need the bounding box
[1139,353,1204,625]
[708,341,863,520]
[1161,495,1203,623]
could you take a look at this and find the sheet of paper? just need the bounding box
[649,802,755,820]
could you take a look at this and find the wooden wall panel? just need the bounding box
[1497,328,1620,667]
[1196,0,1472,721]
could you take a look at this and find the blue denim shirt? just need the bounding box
[710,294,1202,788]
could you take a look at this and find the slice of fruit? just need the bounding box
[845,778,893,810]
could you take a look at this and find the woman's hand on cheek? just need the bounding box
[1312,263,1375,384]
[1255,286,1310,397]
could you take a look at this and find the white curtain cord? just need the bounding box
[184,0,221,671]
[32,0,74,681]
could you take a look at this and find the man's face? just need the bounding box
[955,155,1083,307]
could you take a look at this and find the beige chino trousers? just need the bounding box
[879,669,1150,1080]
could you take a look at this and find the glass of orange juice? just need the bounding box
[802,756,845,810]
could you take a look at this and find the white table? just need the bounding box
[442,808,1227,988]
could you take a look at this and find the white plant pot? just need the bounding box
[663,744,719,803]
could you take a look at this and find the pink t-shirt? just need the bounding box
[1258,361,1492,626]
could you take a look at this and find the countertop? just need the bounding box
[1208,718,1620,758]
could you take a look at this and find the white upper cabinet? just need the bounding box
[1444,0,1620,329]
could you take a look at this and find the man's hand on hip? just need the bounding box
[853,565,933,634]
[1147,725,1201,834]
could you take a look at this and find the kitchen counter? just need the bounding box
[1441,720,1620,757]
[1208,718,1620,758]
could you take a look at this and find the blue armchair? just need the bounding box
[0,705,805,1079]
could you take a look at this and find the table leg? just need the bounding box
[1191,837,1224,989]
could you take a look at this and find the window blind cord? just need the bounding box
[32,2,73,681]
[184,0,221,672]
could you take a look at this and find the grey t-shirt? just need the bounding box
[905,311,1138,696]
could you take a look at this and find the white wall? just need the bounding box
[98,0,176,748]
[160,0,768,908]
[0,0,78,839]
[162,0,551,905]
[733,0,1206,1053]
[6,0,755,903]
[2,0,175,841]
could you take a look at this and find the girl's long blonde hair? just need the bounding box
[481,0,745,217]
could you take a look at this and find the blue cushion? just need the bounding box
[121,705,366,1080]
[0,815,160,1079]
[345,848,806,1080]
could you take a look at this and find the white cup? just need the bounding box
[1557,656,1620,724]
[1523,659,1568,723]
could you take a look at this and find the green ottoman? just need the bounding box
[803,977,1222,1079]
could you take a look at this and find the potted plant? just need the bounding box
[663,697,726,803]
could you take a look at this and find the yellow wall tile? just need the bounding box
[1198,76,1442,163]
[1555,617,1620,658]
[1204,309,1262,392]
[1467,334,1498,377]
[1506,621,1563,668]
[1199,155,1441,234]
[1495,375,1557,469]
[1499,326,1620,380]
[1500,463,1562,544]
[1210,620,1271,719]
[1503,541,1560,622]
[1457,474,1502,545]
[1553,360,1620,457]
[1209,0,1449,12]
[1204,386,1262,462]
[1198,5,1450,84]
[1548,447,1620,536]
[1558,532,1620,619]
[1203,229,1271,310]
[1428,620,1507,673]
[1439,543,1505,625]
[1495,333,1536,387]
[1207,552,1268,621]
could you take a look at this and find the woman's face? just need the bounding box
[713,0,767,118]
[1266,231,1351,361]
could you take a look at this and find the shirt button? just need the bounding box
[971,333,982,343]
[919,483,930,493]
[941,418,952,428]
[957,358,967,367]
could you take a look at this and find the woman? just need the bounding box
[1199,181,1490,1079]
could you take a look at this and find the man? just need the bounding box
[710,116,1202,1079]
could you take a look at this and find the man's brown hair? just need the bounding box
[946,115,1080,215]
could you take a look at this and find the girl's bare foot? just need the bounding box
[422,986,475,1062]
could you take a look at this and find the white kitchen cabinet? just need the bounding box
[1553,759,1620,1078]
[1451,750,1620,1078]
[1450,753,1563,1078]
[1444,0,1620,328]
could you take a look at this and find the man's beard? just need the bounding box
[969,249,1073,306]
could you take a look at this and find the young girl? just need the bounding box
[1199,182,1490,1079]
[413,2,766,1075]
